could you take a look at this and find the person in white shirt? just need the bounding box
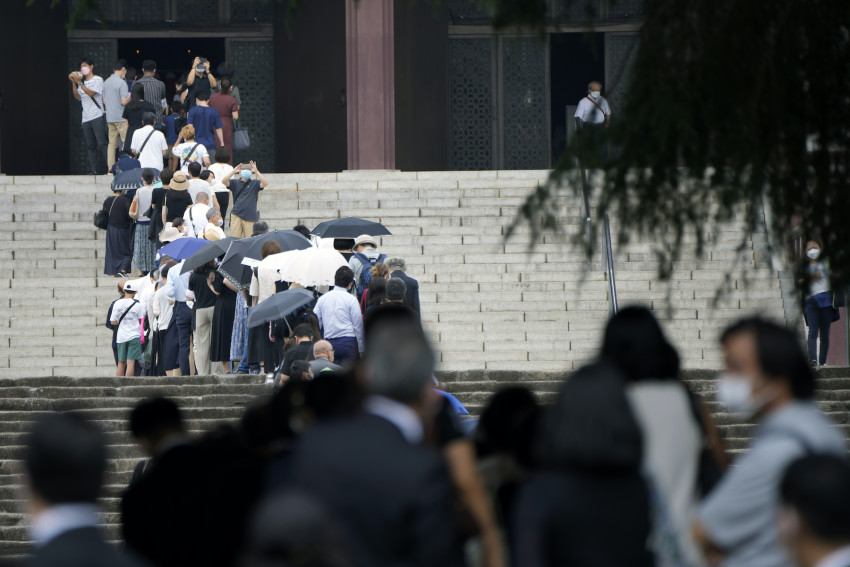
[574,81,612,129]
[172,124,210,172]
[130,112,168,171]
[201,208,226,241]
[110,280,147,377]
[778,454,850,567]
[183,192,211,238]
[201,168,232,227]
[186,161,219,208]
[152,264,178,376]
[68,57,108,175]
[313,266,365,367]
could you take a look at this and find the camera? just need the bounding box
[195,57,207,73]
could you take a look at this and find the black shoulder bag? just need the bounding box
[94,195,117,230]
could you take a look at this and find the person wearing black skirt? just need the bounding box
[209,270,238,374]
[103,190,133,276]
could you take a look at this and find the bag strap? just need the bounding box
[182,143,202,167]
[116,299,139,327]
[105,195,118,216]
[138,128,156,155]
[585,95,606,116]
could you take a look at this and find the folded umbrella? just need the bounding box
[158,237,208,261]
[180,237,240,275]
[218,239,254,290]
[111,167,160,192]
[246,288,315,329]
[310,217,392,239]
[279,247,348,287]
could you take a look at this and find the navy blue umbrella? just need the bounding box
[246,288,315,329]
[111,167,160,192]
[310,217,391,239]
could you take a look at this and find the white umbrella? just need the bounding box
[257,249,300,274]
[279,247,348,287]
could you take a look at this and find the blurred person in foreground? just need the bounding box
[778,454,850,567]
[693,318,846,567]
[23,412,140,567]
[602,306,727,567]
[290,304,465,567]
[513,361,653,567]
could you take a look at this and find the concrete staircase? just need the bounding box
[0,170,792,378]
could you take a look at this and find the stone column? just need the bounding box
[345,0,395,170]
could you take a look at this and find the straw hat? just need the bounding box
[353,234,377,249]
[171,171,189,191]
[159,225,182,243]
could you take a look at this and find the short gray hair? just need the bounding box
[366,318,434,404]
[206,207,220,221]
[386,257,406,272]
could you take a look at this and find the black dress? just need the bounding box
[148,187,167,244]
[104,194,133,275]
[164,189,193,223]
[210,272,237,362]
[123,101,157,153]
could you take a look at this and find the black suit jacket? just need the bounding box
[291,413,464,567]
[390,271,420,316]
[26,527,142,567]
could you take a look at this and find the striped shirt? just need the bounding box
[77,75,105,123]
[135,75,168,122]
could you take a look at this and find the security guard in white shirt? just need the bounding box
[574,81,612,130]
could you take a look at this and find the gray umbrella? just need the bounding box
[246,288,315,329]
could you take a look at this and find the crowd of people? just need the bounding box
[70,56,241,175]
[23,307,850,567]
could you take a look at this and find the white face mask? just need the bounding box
[716,372,774,418]
[217,219,223,227]
[590,90,601,99]
[807,248,821,260]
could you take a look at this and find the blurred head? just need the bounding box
[779,455,850,567]
[214,146,231,164]
[24,412,106,510]
[361,304,435,406]
[293,324,313,342]
[601,306,680,381]
[536,361,642,473]
[718,318,813,420]
[366,265,388,307]
[196,91,210,104]
[187,161,202,178]
[313,340,334,362]
[292,225,311,239]
[141,111,156,127]
[290,361,313,382]
[206,207,222,225]
[385,277,406,302]
[200,170,214,184]
[141,168,156,186]
[160,167,174,186]
[386,257,406,273]
[181,124,195,141]
[142,59,156,73]
[475,386,540,467]
[806,239,823,262]
[130,397,184,456]
[220,77,233,95]
[252,221,269,237]
[334,266,354,289]
[241,490,354,567]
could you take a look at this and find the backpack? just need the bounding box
[353,252,386,296]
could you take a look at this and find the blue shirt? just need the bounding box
[313,286,365,352]
[187,106,222,151]
[165,260,191,302]
[163,114,181,146]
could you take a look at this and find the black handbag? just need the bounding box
[94,196,117,230]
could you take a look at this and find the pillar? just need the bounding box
[345,0,395,170]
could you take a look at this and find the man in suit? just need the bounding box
[386,257,420,317]
[23,412,141,567]
[290,305,464,567]
[778,454,850,567]
[122,397,205,567]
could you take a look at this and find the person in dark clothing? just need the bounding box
[190,263,218,375]
[103,190,133,276]
[513,361,653,567]
[386,258,421,317]
[122,83,157,153]
[162,171,193,223]
[24,412,143,567]
[278,324,314,383]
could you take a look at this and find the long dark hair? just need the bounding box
[536,361,643,474]
[600,306,680,381]
[220,78,233,96]
[127,82,145,111]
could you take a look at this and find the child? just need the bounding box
[110,280,147,377]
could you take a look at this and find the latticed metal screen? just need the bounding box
[501,37,549,170]
[607,0,644,19]
[605,33,639,117]
[228,39,275,171]
[231,0,273,22]
[176,0,219,23]
[68,40,117,175]
[120,0,166,23]
[449,38,494,170]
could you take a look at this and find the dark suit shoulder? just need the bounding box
[27,528,143,567]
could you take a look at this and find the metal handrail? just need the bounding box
[578,162,619,316]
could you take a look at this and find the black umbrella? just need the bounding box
[245,230,312,259]
[246,288,314,329]
[218,239,255,290]
[310,217,392,239]
[180,237,240,275]
[111,167,160,192]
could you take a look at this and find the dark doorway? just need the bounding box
[116,38,225,101]
[550,32,604,160]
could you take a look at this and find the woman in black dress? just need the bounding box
[161,171,193,224]
[146,168,171,247]
[103,190,133,276]
[122,83,157,153]
[209,269,238,374]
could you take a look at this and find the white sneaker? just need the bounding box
[264,375,275,385]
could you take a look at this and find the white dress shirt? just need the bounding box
[183,203,210,238]
[365,395,424,444]
[30,504,100,547]
[314,286,365,352]
[574,95,611,124]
